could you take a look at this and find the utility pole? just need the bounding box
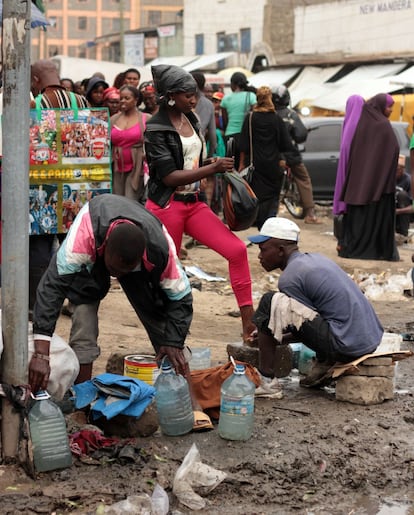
[1,0,31,458]
[119,0,125,63]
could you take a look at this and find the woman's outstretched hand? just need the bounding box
[213,157,234,173]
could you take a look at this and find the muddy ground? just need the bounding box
[1,206,414,514]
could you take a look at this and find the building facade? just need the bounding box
[31,0,183,62]
[183,0,414,70]
[31,0,414,71]
[183,0,334,71]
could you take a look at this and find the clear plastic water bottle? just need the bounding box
[154,359,194,436]
[28,391,72,472]
[218,362,255,441]
[189,347,211,370]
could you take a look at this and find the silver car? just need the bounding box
[300,117,410,202]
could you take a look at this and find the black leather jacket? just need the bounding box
[144,105,203,207]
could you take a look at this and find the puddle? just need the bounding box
[349,494,414,515]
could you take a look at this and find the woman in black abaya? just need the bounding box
[339,93,399,261]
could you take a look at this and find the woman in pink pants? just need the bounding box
[144,64,255,343]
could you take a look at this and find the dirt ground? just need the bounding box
[1,205,414,514]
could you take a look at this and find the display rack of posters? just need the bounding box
[29,107,111,235]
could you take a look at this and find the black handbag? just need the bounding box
[238,113,254,184]
[222,171,258,231]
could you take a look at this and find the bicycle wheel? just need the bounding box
[280,174,304,219]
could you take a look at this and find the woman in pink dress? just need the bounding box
[110,85,149,203]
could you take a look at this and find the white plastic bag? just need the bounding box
[173,443,227,510]
[103,494,152,514]
[151,484,169,515]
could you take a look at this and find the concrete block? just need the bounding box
[335,376,394,405]
[227,342,259,368]
[357,364,395,377]
[94,401,159,437]
[363,356,393,366]
[226,342,293,377]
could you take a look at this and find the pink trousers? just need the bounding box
[146,198,253,308]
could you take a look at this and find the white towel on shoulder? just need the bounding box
[268,292,318,342]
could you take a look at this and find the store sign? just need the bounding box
[124,33,145,67]
[157,25,176,38]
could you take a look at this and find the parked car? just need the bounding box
[299,117,411,202]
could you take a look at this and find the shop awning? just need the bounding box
[309,63,410,112]
[146,55,197,68]
[289,65,343,108]
[248,67,301,89]
[310,77,401,112]
[216,67,253,84]
[182,52,235,72]
[389,65,414,88]
[335,63,407,84]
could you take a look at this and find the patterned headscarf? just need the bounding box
[253,86,275,113]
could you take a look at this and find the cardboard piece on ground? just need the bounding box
[330,350,413,379]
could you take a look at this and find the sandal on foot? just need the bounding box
[304,216,322,224]
[193,410,214,432]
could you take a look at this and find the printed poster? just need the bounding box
[29,107,112,234]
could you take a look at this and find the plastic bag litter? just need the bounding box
[151,484,169,515]
[385,272,412,292]
[360,270,413,300]
[102,484,169,515]
[103,494,152,514]
[173,443,227,510]
[364,284,385,301]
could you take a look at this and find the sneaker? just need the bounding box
[255,372,284,399]
[299,359,333,388]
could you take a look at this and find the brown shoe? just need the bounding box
[299,359,333,388]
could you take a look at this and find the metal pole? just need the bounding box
[119,0,125,63]
[1,0,30,459]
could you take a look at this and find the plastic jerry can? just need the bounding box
[218,362,255,441]
[28,391,72,472]
[154,359,194,436]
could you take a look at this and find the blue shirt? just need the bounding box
[278,252,383,357]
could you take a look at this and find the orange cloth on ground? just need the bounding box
[190,361,260,420]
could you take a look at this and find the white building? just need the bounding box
[182,0,414,71]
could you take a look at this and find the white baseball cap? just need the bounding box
[248,217,300,244]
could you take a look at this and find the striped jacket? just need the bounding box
[33,85,88,109]
[33,194,192,346]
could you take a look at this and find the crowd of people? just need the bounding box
[8,59,408,429]
[56,64,321,224]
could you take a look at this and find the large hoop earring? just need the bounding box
[168,98,175,107]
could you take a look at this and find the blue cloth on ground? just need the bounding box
[72,373,155,420]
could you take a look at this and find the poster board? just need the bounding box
[29,107,111,235]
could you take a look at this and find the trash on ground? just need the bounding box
[173,443,227,510]
[100,484,168,514]
[102,494,152,514]
[185,266,226,282]
[353,269,413,300]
